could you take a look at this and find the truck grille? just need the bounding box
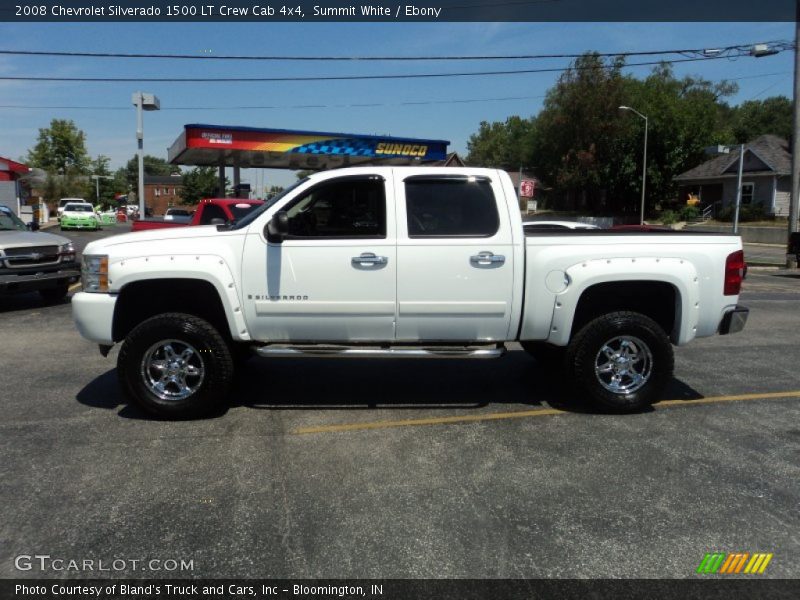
[2,245,60,268]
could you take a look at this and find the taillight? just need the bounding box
[724,250,746,296]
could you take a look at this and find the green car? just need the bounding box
[60,203,100,231]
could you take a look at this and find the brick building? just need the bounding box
[144,175,184,216]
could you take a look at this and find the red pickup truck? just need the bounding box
[131,198,264,232]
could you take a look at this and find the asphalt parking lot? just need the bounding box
[1,225,799,580]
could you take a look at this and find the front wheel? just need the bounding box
[565,311,673,413]
[117,313,234,418]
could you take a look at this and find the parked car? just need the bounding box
[523,220,600,232]
[163,208,194,223]
[608,224,674,232]
[73,167,748,418]
[131,198,264,232]
[0,205,79,302]
[57,197,87,221]
[60,202,100,231]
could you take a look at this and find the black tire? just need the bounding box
[520,341,566,366]
[39,284,69,303]
[117,313,234,418]
[565,311,673,413]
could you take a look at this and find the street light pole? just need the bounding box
[131,92,160,217]
[619,106,649,225]
[91,175,113,206]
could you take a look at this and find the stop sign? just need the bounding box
[519,179,535,198]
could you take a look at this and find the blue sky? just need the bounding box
[0,21,794,190]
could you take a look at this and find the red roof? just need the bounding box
[0,157,30,175]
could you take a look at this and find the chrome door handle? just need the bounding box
[470,251,505,266]
[352,252,388,266]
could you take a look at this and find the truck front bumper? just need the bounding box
[718,305,749,335]
[72,291,117,345]
[0,267,80,295]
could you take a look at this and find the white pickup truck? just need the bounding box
[72,167,748,418]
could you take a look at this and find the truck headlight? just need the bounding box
[81,255,109,293]
[59,242,75,262]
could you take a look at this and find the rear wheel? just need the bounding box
[566,311,673,413]
[117,313,234,418]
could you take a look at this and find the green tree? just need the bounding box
[464,54,739,215]
[266,185,285,198]
[90,155,126,208]
[180,167,224,205]
[529,54,630,212]
[611,64,737,213]
[466,116,535,168]
[730,96,792,142]
[26,119,90,175]
[39,170,91,204]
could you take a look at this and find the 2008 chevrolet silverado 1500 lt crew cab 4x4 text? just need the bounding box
[72,167,748,418]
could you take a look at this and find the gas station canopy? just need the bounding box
[168,124,449,170]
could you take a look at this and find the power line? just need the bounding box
[0,40,791,62]
[0,95,549,111]
[0,54,780,84]
[0,69,791,112]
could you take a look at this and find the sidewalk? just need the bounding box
[743,243,788,266]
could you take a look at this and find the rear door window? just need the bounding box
[404,177,499,238]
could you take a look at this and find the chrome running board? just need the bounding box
[254,344,506,359]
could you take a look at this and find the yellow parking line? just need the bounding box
[68,282,82,292]
[657,390,800,407]
[292,390,800,435]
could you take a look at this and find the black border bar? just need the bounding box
[3,579,800,600]
[1,1,797,22]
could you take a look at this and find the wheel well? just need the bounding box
[570,281,678,341]
[112,279,230,342]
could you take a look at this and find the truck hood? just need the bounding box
[0,229,72,248]
[83,225,239,255]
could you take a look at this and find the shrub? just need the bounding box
[659,210,678,226]
[679,205,700,221]
[716,205,767,222]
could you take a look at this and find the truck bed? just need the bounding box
[520,231,744,347]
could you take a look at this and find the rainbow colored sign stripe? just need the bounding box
[184,126,447,161]
[696,552,773,575]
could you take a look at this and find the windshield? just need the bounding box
[0,208,26,231]
[65,205,93,212]
[230,178,310,230]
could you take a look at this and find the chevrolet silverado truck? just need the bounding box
[1,205,78,302]
[72,167,748,418]
[131,198,264,232]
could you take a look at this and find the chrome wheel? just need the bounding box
[594,335,653,394]
[140,339,205,402]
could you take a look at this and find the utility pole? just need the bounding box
[788,0,800,266]
[733,144,744,235]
